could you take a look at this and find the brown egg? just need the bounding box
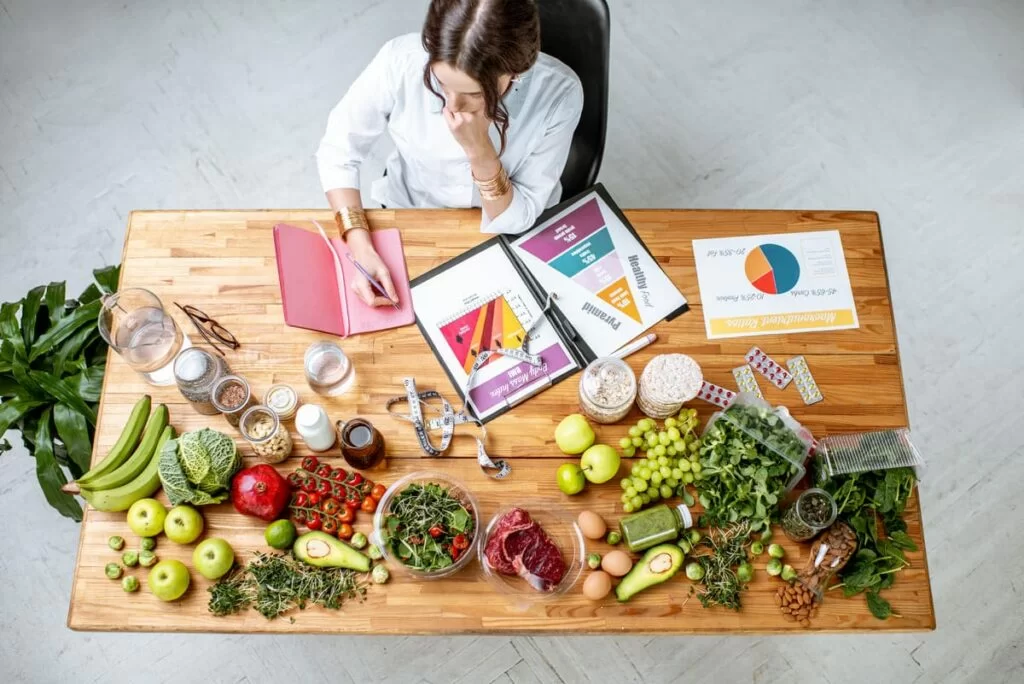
[582,570,613,600]
[601,550,633,577]
[577,511,607,540]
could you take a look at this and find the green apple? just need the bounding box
[556,463,586,495]
[554,414,595,455]
[164,504,204,545]
[147,559,191,601]
[580,444,621,484]
[192,538,234,580]
[126,498,167,538]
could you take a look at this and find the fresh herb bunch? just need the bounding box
[0,266,120,521]
[382,482,475,572]
[691,522,752,611]
[695,404,805,532]
[208,552,366,620]
[819,467,918,619]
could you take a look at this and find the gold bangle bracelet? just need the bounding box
[474,167,512,201]
[334,207,369,240]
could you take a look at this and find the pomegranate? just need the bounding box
[231,464,291,521]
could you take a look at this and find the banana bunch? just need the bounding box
[65,396,175,511]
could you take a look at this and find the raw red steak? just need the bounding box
[484,508,567,592]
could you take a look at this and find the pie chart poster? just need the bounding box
[692,230,859,339]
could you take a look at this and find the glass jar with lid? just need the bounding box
[618,503,694,553]
[781,488,837,541]
[578,357,637,424]
[239,405,293,463]
[264,383,299,421]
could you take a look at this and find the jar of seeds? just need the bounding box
[636,354,703,418]
[239,405,293,463]
[211,375,255,427]
[578,357,636,423]
[782,488,837,542]
[172,348,228,415]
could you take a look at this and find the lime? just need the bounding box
[264,519,297,550]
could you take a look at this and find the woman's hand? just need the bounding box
[346,229,399,308]
[443,106,495,161]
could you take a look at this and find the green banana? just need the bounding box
[81,425,175,512]
[80,404,168,491]
[76,395,151,487]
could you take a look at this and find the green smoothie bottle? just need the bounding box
[619,503,694,553]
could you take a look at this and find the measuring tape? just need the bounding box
[385,293,557,479]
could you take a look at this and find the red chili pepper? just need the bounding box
[301,456,319,472]
[453,534,469,551]
[429,525,444,539]
[307,492,321,506]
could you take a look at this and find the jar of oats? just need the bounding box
[239,405,293,463]
[579,357,637,424]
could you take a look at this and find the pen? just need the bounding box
[344,251,400,309]
[612,333,657,360]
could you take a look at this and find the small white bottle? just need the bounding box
[294,404,336,452]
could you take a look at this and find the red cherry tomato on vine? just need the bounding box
[307,512,322,531]
[338,507,354,524]
[371,484,387,501]
[321,517,339,535]
[337,523,354,540]
[360,497,378,514]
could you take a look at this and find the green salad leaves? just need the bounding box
[820,466,918,619]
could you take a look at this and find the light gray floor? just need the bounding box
[2,0,1022,682]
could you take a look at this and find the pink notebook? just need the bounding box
[272,222,414,337]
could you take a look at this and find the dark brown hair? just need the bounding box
[422,0,540,155]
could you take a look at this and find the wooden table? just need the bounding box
[68,208,935,633]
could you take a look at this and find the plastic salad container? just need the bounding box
[372,471,480,580]
[478,504,585,608]
[701,394,813,492]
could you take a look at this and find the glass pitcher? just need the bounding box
[98,288,190,386]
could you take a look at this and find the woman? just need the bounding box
[316,0,584,307]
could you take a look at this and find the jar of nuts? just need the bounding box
[578,357,636,424]
[239,405,293,463]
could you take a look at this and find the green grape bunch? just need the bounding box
[617,409,703,513]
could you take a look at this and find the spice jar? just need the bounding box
[211,375,255,427]
[636,354,703,419]
[781,488,837,542]
[172,348,227,415]
[578,357,636,424]
[239,405,293,463]
[618,503,694,553]
[264,383,299,421]
[295,404,336,452]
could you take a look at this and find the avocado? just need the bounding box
[614,543,684,601]
[293,531,371,572]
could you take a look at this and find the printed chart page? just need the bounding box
[411,242,578,421]
[509,192,687,357]
[692,230,859,339]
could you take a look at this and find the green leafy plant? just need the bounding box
[0,266,120,521]
[158,428,241,506]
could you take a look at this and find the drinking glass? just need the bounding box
[98,288,189,385]
[304,341,355,396]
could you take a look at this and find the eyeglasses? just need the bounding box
[173,303,239,355]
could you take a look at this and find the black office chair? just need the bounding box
[537,0,610,199]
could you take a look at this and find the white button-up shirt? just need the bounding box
[316,33,583,234]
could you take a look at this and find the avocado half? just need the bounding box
[615,543,684,602]
[293,531,371,572]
